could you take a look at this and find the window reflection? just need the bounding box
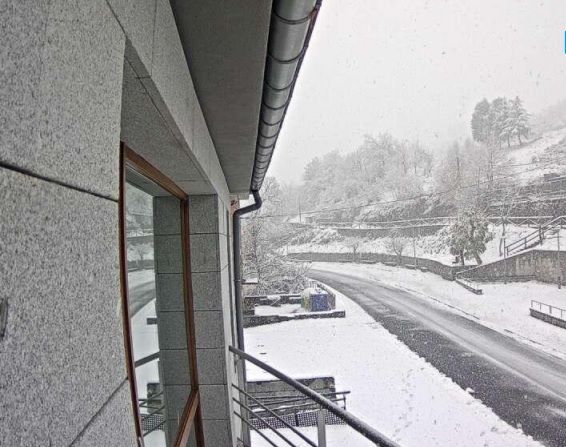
[125,170,192,446]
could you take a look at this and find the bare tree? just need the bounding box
[344,237,362,260]
[129,242,152,268]
[241,177,311,294]
[385,229,407,264]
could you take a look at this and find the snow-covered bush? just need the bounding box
[447,210,494,265]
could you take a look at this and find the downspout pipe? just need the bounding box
[232,189,261,445]
[233,189,262,351]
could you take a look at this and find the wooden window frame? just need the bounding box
[118,142,205,446]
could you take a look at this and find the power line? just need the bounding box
[247,162,564,219]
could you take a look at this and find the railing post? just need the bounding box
[317,407,327,447]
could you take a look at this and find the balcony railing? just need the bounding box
[138,391,165,436]
[229,346,401,447]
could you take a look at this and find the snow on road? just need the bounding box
[246,287,543,447]
[310,262,566,360]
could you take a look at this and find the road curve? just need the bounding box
[310,266,566,447]
[129,280,156,316]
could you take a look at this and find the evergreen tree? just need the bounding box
[471,96,530,148]
[509,96,530,145]
[488,97,509,148]
[499,98,514,148]
[471,99,491,144]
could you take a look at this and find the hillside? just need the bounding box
[311,126,566,224]
[507,127,566,183]
[286,222,566,267]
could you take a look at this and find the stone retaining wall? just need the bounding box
[335,225,443,238]
[530,309,566,329]
[287,252,469,280]
[244,310,346,328]
[458,250,566,285]
[290,249,566,286]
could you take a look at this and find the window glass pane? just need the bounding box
[187,424,198,447]
[125,167,192,446]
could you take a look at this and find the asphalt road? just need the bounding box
[128,279,156,316]
[310,267,566,447]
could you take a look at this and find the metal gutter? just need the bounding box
[250,0,322,191]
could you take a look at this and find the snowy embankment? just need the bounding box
[287,223,566,266]
[128,268,155,288]
[506,127,566,183]
[310,263,566,360]
[246,286,543,447]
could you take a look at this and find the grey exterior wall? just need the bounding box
[1,0,237,446]
[189,195,239,447]
[153,196,192,444]
[0,167,136,446]
[1,1,135,445]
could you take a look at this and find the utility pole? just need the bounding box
[502,218,507,284]
[412,226,417,267]
[558,223,562,289]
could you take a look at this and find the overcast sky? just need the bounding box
[269,0,566,183]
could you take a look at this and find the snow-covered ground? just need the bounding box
[254,303,304,316]
[310,262,566,360]
[246,286,543,447]
[130,298,167,447]
[128,268,155,287]
[506,128,566,183]
[287,223,566,267]
[254,299,344,317]
[127,267,168,446]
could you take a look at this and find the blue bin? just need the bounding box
[310,291,330,312]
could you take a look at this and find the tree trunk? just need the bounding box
[473,252,483,265]
[518,134,522,146]
[507,136,510,148]
[460,251,465,266]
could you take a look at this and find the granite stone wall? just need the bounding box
[1,0,234,445]
[189,195,238,446]
[0,1,135,445]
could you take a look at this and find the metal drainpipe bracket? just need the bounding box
[0,298,8,340]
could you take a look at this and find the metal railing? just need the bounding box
[505,215,564,256]
[531,300,566,321]
[134,351,160,368]
[138,392,165,436]
[312,215,556,233]
[230,345,401,447]
[314,216,453,230]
